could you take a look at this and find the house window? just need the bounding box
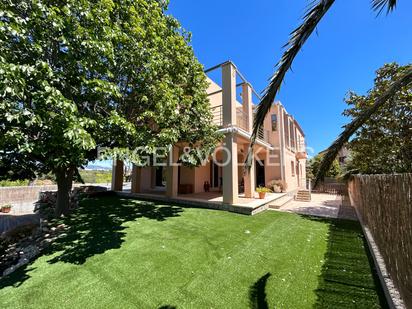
[289,121,295,150]
[291,161,295,176]
[271,114,277,131]
[284,113,289,148]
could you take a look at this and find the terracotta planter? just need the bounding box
[1,207,11,213]
[258,192,266,199]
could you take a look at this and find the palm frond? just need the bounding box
[314,66,412,187]
[372,0,397,14]
[247,0,335,165]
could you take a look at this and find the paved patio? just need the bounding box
[277,193,357,220]
[118,189,287,215]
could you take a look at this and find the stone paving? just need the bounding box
[278,193,357,220]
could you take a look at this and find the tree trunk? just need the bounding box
[55,167,74,217]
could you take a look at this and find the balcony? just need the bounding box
[211,105,223,127]
[296,141,307,159]
[258,127,270,144]
[236,109,249,131]
[209,104,270,144]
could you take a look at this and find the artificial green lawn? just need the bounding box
[0,196,386,308]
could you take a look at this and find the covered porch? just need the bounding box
[110,137,278,203]
[117,188,287,215]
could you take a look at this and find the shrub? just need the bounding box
[267,179,287,192]
[256,186,272,193]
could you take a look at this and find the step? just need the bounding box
[269,194,294,209]
[295,197,311,202]
[295,190,311,202]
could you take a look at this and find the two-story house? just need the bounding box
[111,61,307,208]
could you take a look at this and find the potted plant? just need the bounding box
[1,204,12,213]
[256,187,272,199]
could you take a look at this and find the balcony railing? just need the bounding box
[295,141,307,159]
[258,127,270,144]
[210,105,271,144]
[236,109,249,131]
[296,141,306,153]
[211,105,223,127]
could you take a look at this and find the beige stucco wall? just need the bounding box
[283,150,298,191]
[206,77,223,109]
[179,166,195,186]
[206,77,243,120]
[194,162,211,193]
[140,167,153,191]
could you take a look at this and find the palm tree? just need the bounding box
[250,0,412,186]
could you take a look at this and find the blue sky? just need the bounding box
[167,0,412,155]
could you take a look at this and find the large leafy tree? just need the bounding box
[307,154,341,179]
[343,63,412,174]
[248,0,412,185]
[0,0,218,216]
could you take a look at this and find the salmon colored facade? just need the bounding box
[112,61,307,205]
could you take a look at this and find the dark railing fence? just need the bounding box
[311,178,348,195]
[348,174,412,308]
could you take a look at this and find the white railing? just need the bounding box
[296,141,306,153]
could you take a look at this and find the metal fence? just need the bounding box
[258,127,270,144]
[348,174,412,308]
[236,109,249,131]
[211,105,223,127]
[313,182,348,195]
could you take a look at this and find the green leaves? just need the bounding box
[343,63,412,174]
[1,0,219,182]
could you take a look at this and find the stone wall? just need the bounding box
[0,185,58,205]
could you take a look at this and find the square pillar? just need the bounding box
[166,146,179,198]
[222,133,238,204]
[150,167,156,189]
[243,145,256,198]
[131,164,142,193]
[242,82,253,133]
[111,159,124,191]
[222,62,237,127]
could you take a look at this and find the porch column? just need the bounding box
[222,133,238,204]
[222,62,237,127]
[244,145,256,198]
[111,159,124,191]
[166,146,179,198]
[131,164,142,193]
[242,82,253,132]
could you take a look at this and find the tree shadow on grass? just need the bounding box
[46,194,183,265]
[307,216,388,309]
[249,272,271,309]
[0,194,183,288]
[0,264,36,289]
